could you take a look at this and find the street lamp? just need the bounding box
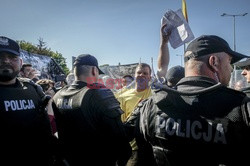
[221,13,248,51]
[221,12,248,85]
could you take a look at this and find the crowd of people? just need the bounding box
[1,19,250,166]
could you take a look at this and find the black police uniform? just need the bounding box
[127,76,250,166]
[52,80,131,166]
[0,78,54,165]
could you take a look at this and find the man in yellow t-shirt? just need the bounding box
[115,22,171,166]
[115,63,152,121]
[115,63,152,166]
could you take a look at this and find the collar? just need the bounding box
[176,76,218,92]
[71,80,88,88]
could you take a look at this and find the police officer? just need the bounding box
[126,35,250,166]
[52,54,131,166]
[0,36,54,165]
[234,58,250,96]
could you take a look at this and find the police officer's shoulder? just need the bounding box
[57,84,70,92]
[18,77,34,84]
[18,77,47,100]
[152,84,176,103]
[221,86,246,98]
[90,86,115,100]
[90,87,123,117]
[18,77,40,89]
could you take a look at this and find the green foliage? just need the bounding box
[100,64,109,67]
[17,38,70,75]
[51,51,70,74]
[18,40,38,53]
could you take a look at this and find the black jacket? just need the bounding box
[0,78,54,166]
[52,81,131,166]
[127,76,250,166]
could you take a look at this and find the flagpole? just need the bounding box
[182,0,188,60]
[182,0,188,22]
[184,43,186,53]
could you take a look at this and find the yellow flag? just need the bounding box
[182,0,188,22]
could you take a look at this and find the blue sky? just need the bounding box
[1,0,250,73]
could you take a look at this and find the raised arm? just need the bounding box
[157,24,171,80]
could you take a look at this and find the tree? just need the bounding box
[17,39,70,75]
[18,40,38,53]
[37,37,48,55]
[51,51,70,74]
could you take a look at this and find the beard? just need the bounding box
[0,66,19,82]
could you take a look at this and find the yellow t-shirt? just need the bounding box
[115,87,152,150]
[115,88,152,122]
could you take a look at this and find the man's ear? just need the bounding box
[92,66,99,77]
[91,66,96,76]
[19,59,23,71]
[208,55,219,72]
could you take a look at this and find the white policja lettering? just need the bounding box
[4,99,35,111]
[156,116,227,144]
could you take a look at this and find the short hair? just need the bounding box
[74,65,93,77]
[136,63,151,74]
[20,63,32,72]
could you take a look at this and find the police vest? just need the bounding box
[140,84,250,165]
[0,78,49,134]
[52,83,128,165]
[52,83,122,141]
[0,78,53,165]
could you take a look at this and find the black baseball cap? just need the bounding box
[0,36,20,56]
[234,58,250,68]
[184,35,249,64]
[166,65,184,86]
[73,54,104,74]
